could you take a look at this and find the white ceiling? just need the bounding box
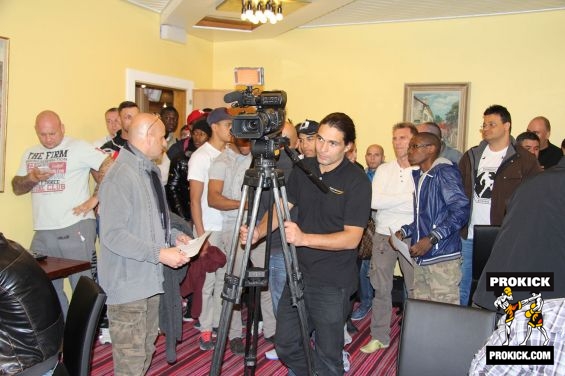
[126,0,565,42]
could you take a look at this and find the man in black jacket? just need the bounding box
[0,233,64,376]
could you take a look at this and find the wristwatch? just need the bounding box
[428,233,439,245]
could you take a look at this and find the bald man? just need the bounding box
[98,113,192,375]
[351,144,384,321]
[527,116,563,169]
[416,122,462,164]
[12,110,112,317]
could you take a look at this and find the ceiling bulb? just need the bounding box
[256,1,264,16]
[265,1,274,17]
[276,4,283,21]
[245,0,253,17]
[240,4,247,20]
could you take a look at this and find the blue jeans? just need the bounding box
[460,237,473,305]
[276,284,350,376]
[269,252,286,314]
[359,259,374,309]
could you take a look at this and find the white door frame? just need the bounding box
[125,68,193,116]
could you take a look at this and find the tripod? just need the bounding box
[210,141,315,376]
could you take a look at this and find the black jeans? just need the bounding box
[275,283,351,376]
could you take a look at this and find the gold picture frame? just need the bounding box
[404,82,470,152]
[0,37,9,192]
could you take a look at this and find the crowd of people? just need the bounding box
[5,101,564,375]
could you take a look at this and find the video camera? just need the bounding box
[224,87,287,139]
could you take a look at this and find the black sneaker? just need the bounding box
[230,337,245,356]
[264,335,275,344]
[183,308,194,322]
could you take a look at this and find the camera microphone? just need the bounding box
[224,91,243,104]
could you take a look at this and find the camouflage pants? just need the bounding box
[107,295,160,376]
[413,258,461,305]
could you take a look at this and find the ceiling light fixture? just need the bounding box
[241,0,283,25]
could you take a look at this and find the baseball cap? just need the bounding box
[186,109,207,125]
[207,107,232,126]
[296,119,320,135]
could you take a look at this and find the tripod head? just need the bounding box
[251,136,288,164]
[249,136,329,194]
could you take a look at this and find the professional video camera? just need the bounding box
[224,87,287,139]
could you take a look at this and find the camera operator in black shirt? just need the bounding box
[242,112,371,376]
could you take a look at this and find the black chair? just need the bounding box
[397,298,496,376]
[469,225,500,303]
[53,276,107,376]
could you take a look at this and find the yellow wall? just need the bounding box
[1,1,564,247]
[0,0,213,245]
[212,10,565,161]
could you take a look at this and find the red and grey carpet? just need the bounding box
[90,307,401,375]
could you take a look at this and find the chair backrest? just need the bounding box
[62,276,106,376]
[472,225,500,280]
[397,299,496,376]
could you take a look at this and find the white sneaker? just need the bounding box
[342,351,351,372]
[99,328,112,344]
[344,324,352,345]
[265,348,279,360]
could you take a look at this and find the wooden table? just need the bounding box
[37,256,91,280]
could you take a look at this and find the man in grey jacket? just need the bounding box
[98,113,192,376]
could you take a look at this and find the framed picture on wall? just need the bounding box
[403,82,470,152]
[0,36,9,192]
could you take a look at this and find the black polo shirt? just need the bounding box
[539,141,563,169]
[286,157,371,290]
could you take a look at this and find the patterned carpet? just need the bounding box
[90,306,402,375]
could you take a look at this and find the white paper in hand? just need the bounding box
[389,228,414,267]
[178,231,211,258]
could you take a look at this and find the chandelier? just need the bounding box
[241,0,284,25]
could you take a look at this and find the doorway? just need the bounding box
[126,69,194,138]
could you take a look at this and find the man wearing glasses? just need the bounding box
[459,104,540,306]
[395,132,469,304]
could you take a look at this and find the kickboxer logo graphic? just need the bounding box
[494,287,549,346]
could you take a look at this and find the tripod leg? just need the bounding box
[210,180,265,376]
[243,284,261,376]
[224,184,249,276]
[271,181,315,376]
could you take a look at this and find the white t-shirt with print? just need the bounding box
[16,136,107,230]
[187,142,223,231]
[467,146,508,239]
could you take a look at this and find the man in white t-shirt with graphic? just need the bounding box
[458,104,540,306]
[188,107,233,351]
[12,110,113,317]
